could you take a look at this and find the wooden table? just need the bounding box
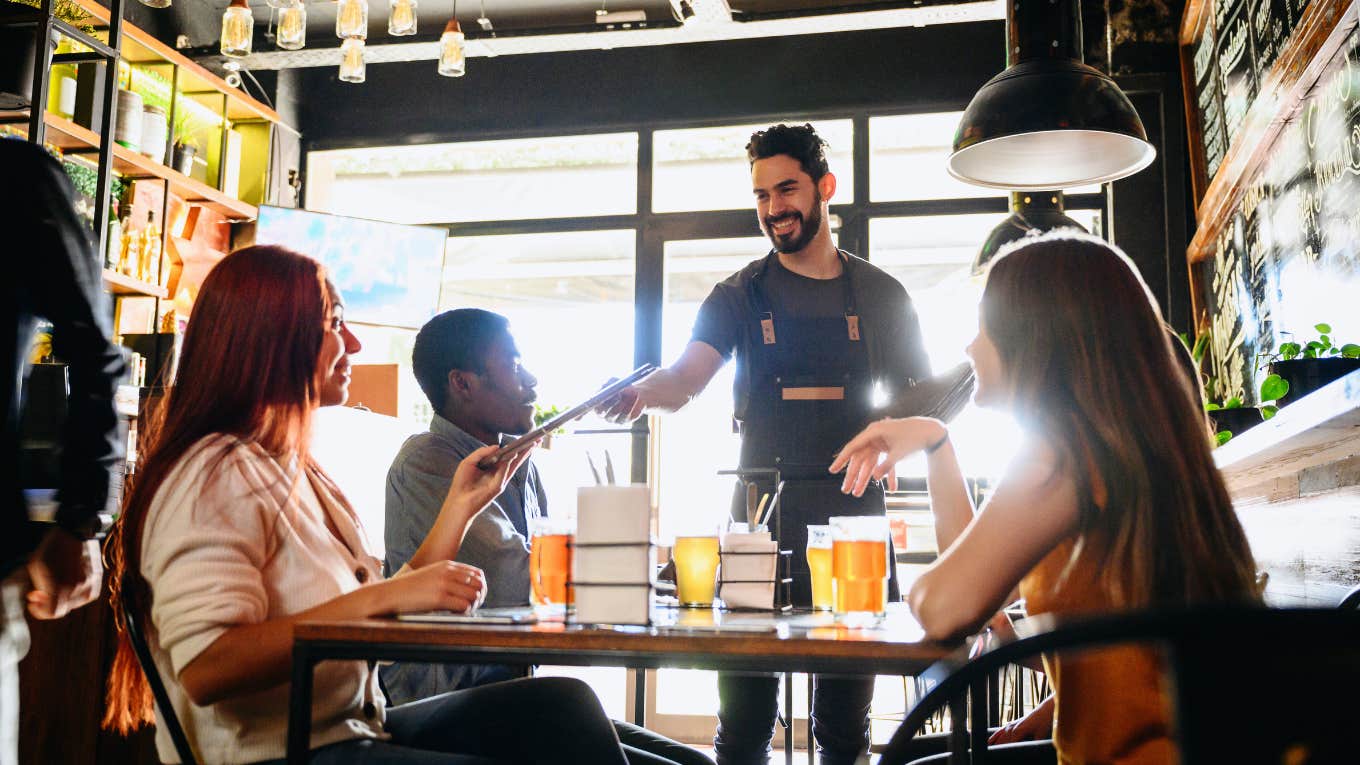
[287,604,956,764]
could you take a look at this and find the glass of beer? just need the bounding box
[530,516,574,607]
[673,535,720,607]
[830,516,890,620]
[806,525,834,611]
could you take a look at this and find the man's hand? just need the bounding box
[596,382,647,424]
[26,528,103,620]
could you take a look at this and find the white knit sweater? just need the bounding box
[140,434,387,764]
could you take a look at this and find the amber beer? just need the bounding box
[674,535,720,607]
[530,518,574,606]
[830,516,889,616]
[806,525,834,611]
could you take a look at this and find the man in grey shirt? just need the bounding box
[383,308,545,704]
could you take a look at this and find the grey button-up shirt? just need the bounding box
[381,413,547,703]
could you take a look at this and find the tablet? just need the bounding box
[477,363,658,469]
[397,608,538,625]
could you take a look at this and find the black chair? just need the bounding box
[879,607,1360,765]
[122,599,199,765]
[1337,583,1360,610]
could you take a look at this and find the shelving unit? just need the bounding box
[102,267,167,298]
[1,111,258,220]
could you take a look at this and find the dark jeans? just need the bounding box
[714,672,872,765]
[274,677,706,765]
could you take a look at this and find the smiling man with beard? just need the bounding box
[599,123,932,765]
[382,308,545,702]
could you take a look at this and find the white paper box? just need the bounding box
[574,544,654,584]
[577,485,650,544]
[718,534,777,610]
[573,583,653,626]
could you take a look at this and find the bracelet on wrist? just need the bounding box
[925,433,949,455]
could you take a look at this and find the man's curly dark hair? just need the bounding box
[745,123,831,182]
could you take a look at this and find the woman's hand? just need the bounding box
[445,443,536,521]
[383,560,487,614]
[829,417,947,496]
[989,695,1055,745]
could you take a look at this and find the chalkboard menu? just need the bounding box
[1199,28,1360,403]
[1192,0,1314,184]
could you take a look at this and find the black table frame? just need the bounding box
[287,629,948,764]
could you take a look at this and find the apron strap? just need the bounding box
[751,250,861,344]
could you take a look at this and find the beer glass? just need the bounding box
[806,525,834,611]
[830,516,890,618]
[673,535,720,607]
[530,516,574,607]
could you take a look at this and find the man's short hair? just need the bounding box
[746,123,831,182]
[412,308,511,413]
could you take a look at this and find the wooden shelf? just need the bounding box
[64,0,286,125]
[1215,369,1360,499]
[28,113,258,220]
[103,268,167,298]
[1181,0,1359,264]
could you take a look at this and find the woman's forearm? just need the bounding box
[177,582,387,706]
[924,437,975,552]
[407,493,477,569]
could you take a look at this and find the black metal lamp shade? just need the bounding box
[949,0,1155,190]
[972,191,1088,275]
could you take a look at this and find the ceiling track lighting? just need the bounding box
[949,0,1155,190]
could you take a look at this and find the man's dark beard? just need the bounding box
[764,192,824,254]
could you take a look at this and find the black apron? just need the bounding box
[731,252,899,607]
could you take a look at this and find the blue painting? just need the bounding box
[255,205,446,329]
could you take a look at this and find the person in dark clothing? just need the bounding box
[1,137,126,759]
[599,124,932,765]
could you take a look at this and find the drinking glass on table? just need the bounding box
[673,534,720,607]
[806,524,834,611]
[530,516,575,607]
[830,516,890,621]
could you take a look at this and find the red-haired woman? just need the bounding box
[832,232,1259,764]
[103,246,686,765]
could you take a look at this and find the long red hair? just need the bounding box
[104,245,332,732]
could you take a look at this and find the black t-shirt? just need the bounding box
[691,250,932,423]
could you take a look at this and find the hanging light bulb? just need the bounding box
[339,37,366,83]
[438,16,465,77]
[220,0,254,58]
[276,0,307,49]
[336,0,368,39]
[140,0,171,10]
[389,0,418,35]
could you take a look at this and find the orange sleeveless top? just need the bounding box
[1019,532,1178,765]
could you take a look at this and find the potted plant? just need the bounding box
[171,105,209,176]
[532,403,566,449]
[1257,324,1360,407]
[1205,374,1288,445]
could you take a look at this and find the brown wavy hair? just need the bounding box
[103,245,332,733]
[981,232,1258,608]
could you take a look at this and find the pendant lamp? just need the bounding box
[339,37,366,82]
[277,0,307,50]
[389,0,418,35]
[438,10,466,77]
[972,192,1088,276]
[220,0,254,58]
[949,0,1155,190]
[336,0,368,39]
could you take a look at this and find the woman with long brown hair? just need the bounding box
[832,232,1259,764]
[103,245,686,765]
